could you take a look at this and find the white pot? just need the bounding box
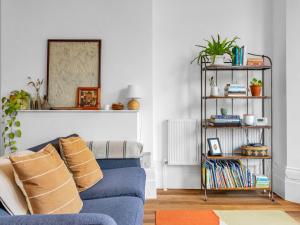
[243,114,255,126]
[211,55,225,65]
[210,86,219,97]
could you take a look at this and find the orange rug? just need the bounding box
[156,210,220,225]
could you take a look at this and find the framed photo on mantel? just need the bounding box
[47,39,101,108]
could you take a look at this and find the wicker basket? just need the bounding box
[240,145,269,156]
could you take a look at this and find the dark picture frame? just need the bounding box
[77,87,100,110]
[207,138,222,156]
[47,39,101,108]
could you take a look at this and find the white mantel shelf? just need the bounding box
[19,110,139,113]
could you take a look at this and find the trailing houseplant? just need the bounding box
[10,90,31,110]
[1,90,28,153]
[191,34,239,65]
[250,78,263,96]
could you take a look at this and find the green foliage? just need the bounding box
[191,34,239,64]
[1,90,26,153]
[250,78,263,87]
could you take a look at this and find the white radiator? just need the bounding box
[167,119,200,165]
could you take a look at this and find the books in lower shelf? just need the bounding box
[202,160,270,189]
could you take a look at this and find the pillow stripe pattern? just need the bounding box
[59,137,103,192]
[9,144,83,214]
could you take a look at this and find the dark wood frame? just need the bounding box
[47,39,101,108]
[207,138,222,156]
[77,87,100,110]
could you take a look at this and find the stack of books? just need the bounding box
[224,84,247,96]
[208,115,241,126]
[202,160,255,189]
[255,175,270,188]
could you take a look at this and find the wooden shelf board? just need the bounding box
[203,124,272,129]
[203,153,271,160]
[205,187,271,191]
[203,65,271,71]
[203,96,271,99]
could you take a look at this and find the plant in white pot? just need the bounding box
[191,34,239,65]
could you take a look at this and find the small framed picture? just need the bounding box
[207,138,222,156]
[77,87,100,110]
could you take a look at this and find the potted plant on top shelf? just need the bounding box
[191,34,239,65]
[250,78,263,96]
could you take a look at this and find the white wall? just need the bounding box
[271,0,287,199]
[153,0,273,188]
[0,0,153,154]
[1,0,297,202]
[286,0,300,203]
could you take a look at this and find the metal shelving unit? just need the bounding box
[200,53,273,201]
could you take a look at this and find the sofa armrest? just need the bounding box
[0,213,117,225]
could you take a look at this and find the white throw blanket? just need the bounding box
[89,141,143,159]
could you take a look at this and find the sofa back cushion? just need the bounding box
[9,144,83,214]
[28,134,79,153]
[59,136,103,192]
[0,151,32,215]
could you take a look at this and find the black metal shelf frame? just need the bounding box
[200,53,274,201]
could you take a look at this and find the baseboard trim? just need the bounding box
[284,166,300,203]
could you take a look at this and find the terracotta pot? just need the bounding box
[250,85,262,96]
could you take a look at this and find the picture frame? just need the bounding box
[77,87,100,110]
[207,138,222,156]
[47,39,101,108]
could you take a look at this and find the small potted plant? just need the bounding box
[250,78,263,96]
[191,34,239,65]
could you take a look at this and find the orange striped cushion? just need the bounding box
[9,144,83,214]
[59,137,103,192]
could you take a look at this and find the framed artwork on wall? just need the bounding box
[77,87,100,110]
[47,39,101,108]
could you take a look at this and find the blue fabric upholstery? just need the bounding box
[80,167,145,202]
[0,204,9,216]
[97,159,140,170]
[81,197,143,225]
[0,213,117,225]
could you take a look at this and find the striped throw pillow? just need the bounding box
[9,144,83,214]
[59,136,103,192]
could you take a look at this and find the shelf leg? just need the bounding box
[204,189,207,201]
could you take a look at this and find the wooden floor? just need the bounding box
[144,189,300,225]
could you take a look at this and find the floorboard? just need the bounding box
[144,189,300,224]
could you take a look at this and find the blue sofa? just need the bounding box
[0,135,146,225]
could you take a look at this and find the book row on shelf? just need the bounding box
[202,160,270,189]
[224,83,247,96]
[209,115,241,126]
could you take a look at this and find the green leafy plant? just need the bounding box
[10,90,31,110]
[191,34,239,64]
[250,78,263,86]
[1,90,27,153]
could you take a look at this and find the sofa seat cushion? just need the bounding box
[81,196,143,225]
[80,167,145,202]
